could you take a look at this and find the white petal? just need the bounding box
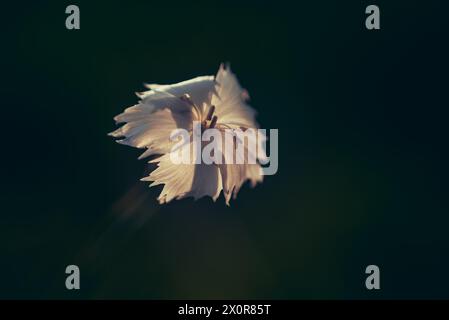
[110,91,198,153]
[142,141,222,204]
[141,75,216,111]
[137,147,157,160]
[217,130,263,205]
[212,64,258,129]
[114,91,195,124]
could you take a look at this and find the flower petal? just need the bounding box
[142,75,216,112]
[142,141,223,203]
[110,91,198,157]
[217,130,263,205]
[212,64,258,129]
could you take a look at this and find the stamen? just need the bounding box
[206,105,215,121]
[209,115,218,128]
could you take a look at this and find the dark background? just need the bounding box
[1,0,448,299]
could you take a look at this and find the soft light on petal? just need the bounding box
[212,64,258,129]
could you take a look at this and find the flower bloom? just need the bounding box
[110,64,266,205]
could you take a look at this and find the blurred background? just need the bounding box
[1,0,448,299]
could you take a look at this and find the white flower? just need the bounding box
[110,64,265,205]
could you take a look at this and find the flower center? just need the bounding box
[179,94,218,130]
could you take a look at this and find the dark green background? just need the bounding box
[1,0,448,299]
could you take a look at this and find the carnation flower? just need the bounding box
[110,64,266,205]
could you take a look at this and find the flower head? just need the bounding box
[110,64,266,205]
